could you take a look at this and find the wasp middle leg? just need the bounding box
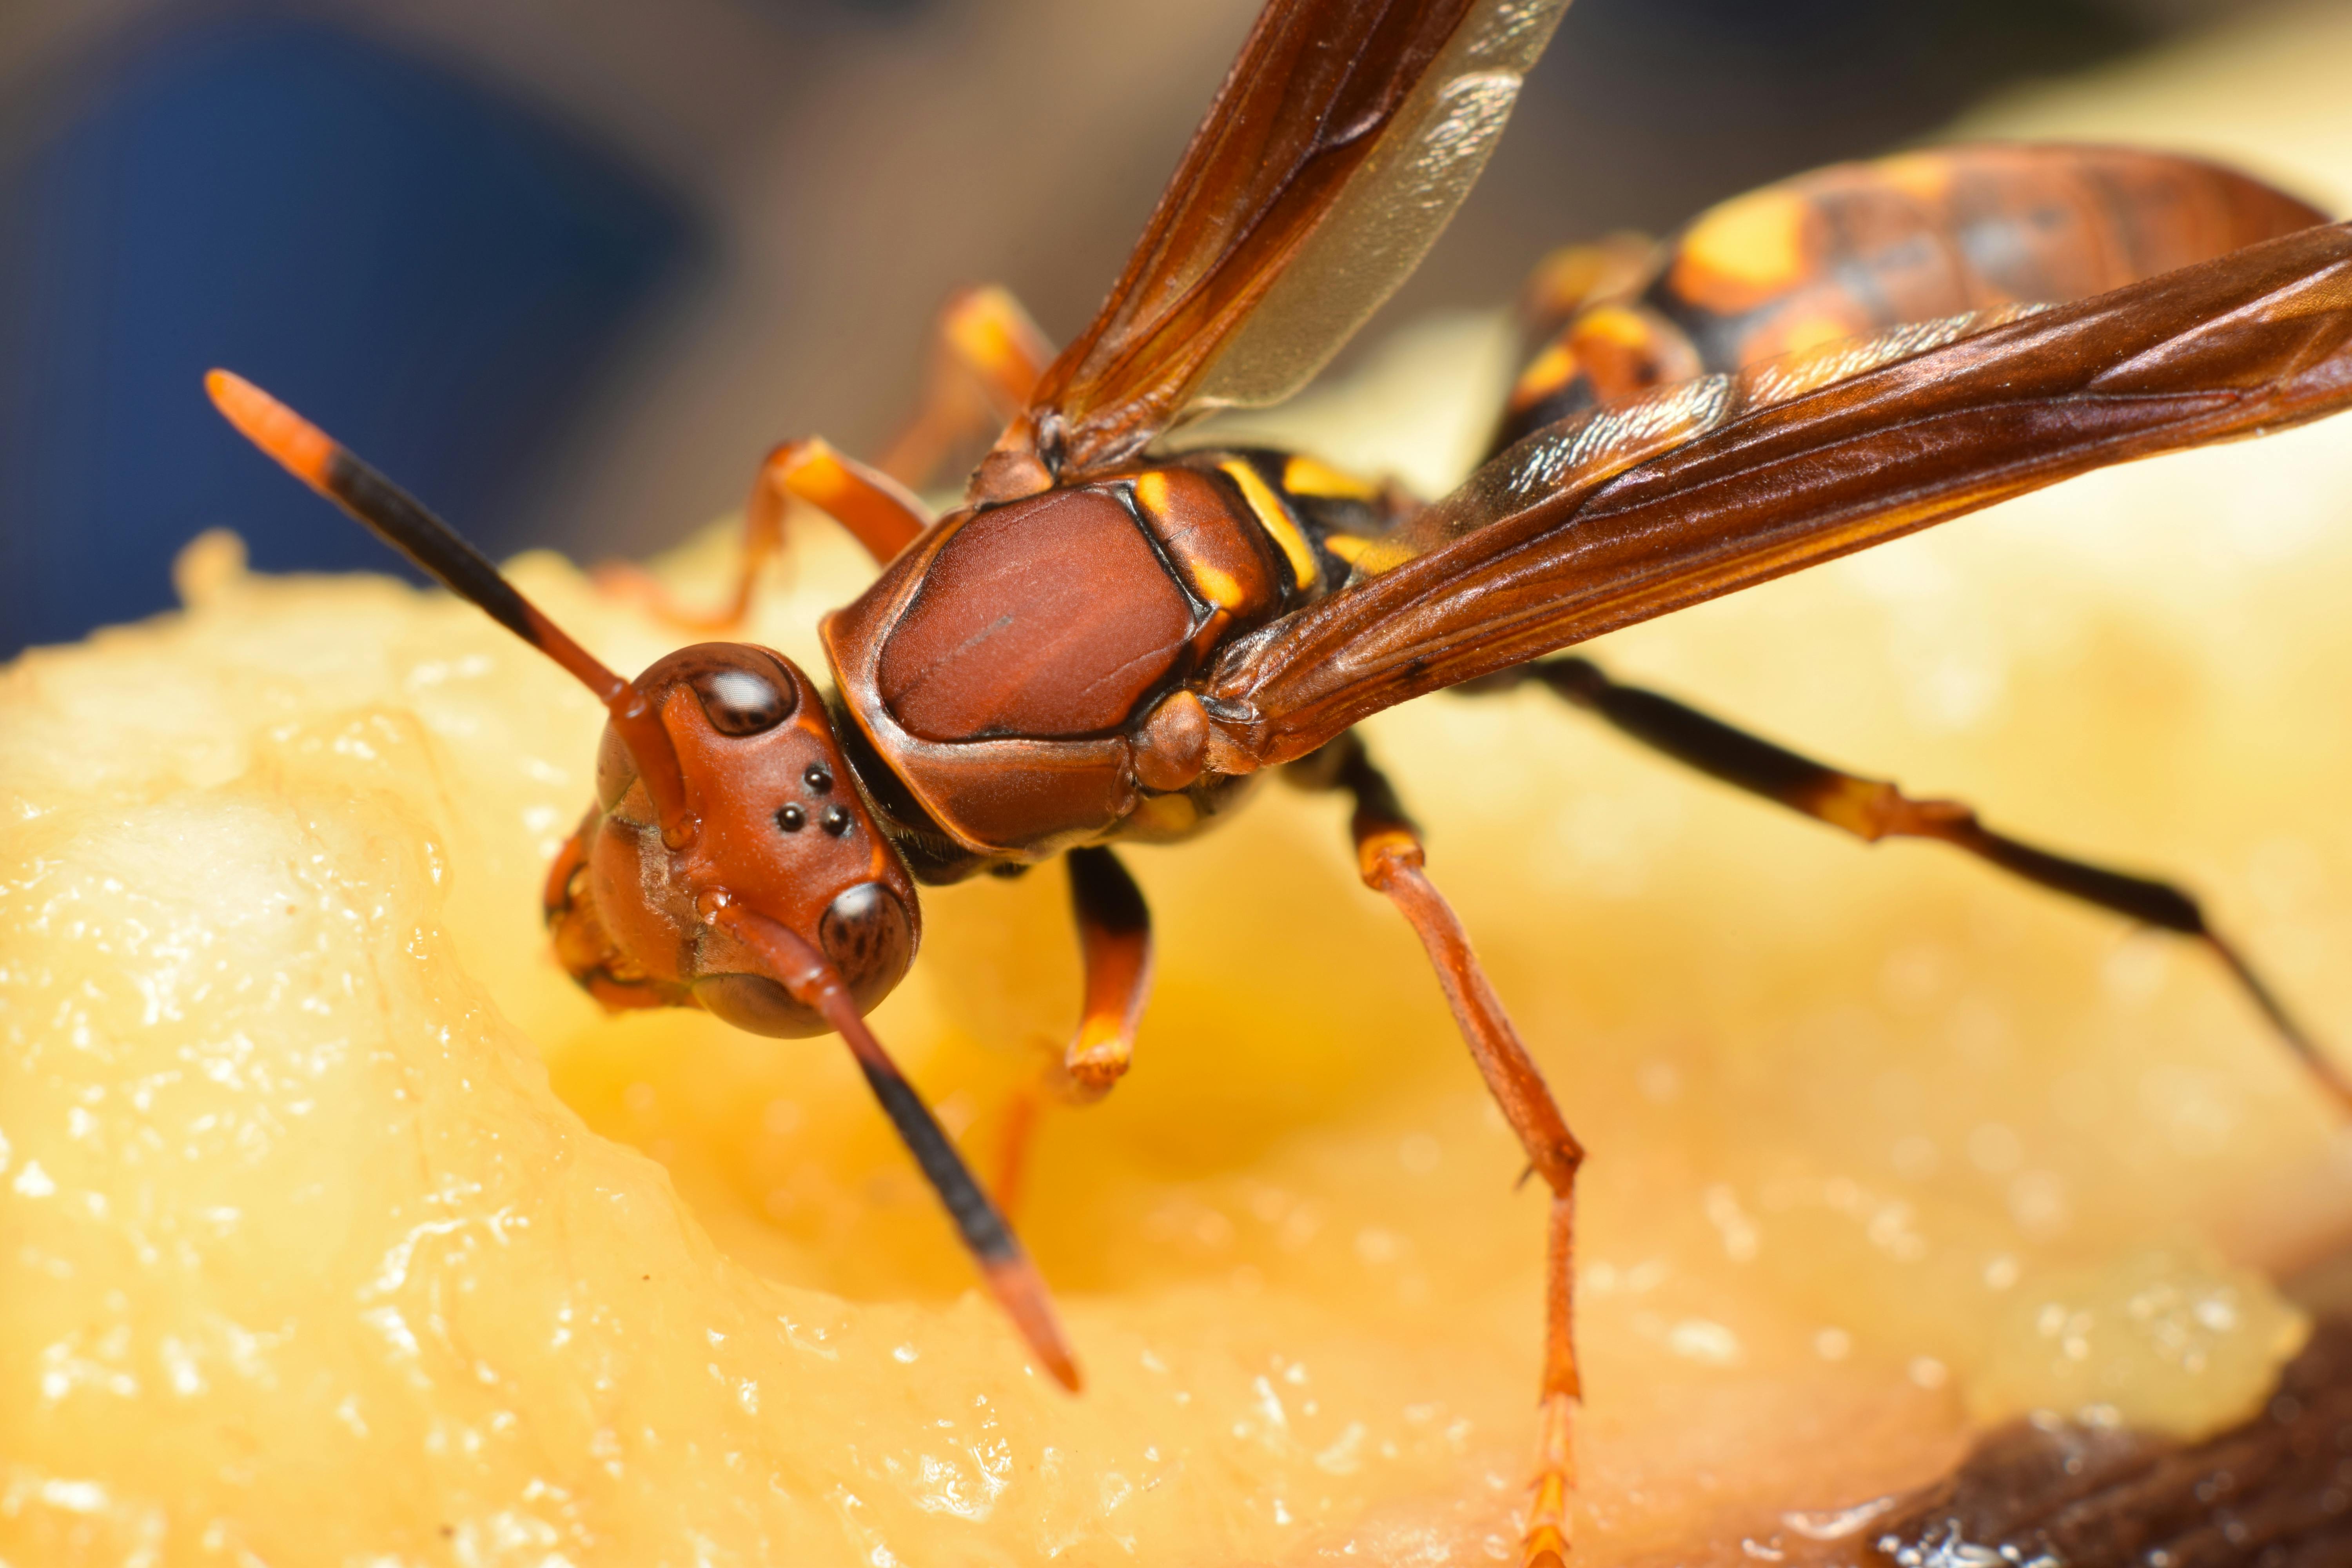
[1459,655,2352,1112]
[1288,731,1584,1568]
[1058,846,1154,1101]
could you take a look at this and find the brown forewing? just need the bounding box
[1020,0,1571,480]
[1201,221,2352,768]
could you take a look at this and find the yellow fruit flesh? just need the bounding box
[11,15,2352,1564]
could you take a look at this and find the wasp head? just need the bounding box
[546,643,920,1036]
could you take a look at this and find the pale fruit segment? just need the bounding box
[10,13,2352,1563]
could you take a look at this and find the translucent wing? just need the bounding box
[1201,221,2352,766]
[1013,0,1570,483]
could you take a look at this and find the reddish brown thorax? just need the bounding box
[545,643,920,1036]
[822,462,1329,868]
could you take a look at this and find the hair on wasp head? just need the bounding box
[203,368,1076,1392]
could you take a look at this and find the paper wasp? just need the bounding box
[207,0,2352,1559]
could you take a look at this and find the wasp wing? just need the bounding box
[1024,0,1570,479]
[1202,221,2352,766]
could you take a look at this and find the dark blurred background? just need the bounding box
[0,0,2312,657]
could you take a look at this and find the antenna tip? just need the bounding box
[206,369,339,493]
[984,1255,1083,1392]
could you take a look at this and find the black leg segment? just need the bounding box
[1459,655,2349,1112]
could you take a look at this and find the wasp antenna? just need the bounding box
[842,1008,1083,1391]
[205,370,695,843]
[209,371,557,656]
[708,901,1082,1391]
[2201,934,2352,1117]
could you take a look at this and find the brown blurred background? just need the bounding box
[0,0,2326,657]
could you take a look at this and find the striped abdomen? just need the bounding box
[1494,143,2329,454]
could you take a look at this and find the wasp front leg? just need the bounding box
[1289,732,1584,1568]
[1460,656,2352,1114]
[597,439,935,632]
[598,286,1048,632]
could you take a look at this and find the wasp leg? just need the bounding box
[1499,233,1676,451]
[603,287,1045,628]
[992,846,1155,1215]
[1289,731,1584,1568]
[875,285,1055,492]
[989,1084,1044,1217]
[1058,846,1154,1100]
[1461,655,2352,1114]
[597,438,934,631]
[1518,232,1655,339]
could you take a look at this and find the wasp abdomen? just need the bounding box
[1496,143,2330,453]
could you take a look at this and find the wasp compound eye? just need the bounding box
[820,881,916,1011]
[690,663,795,735]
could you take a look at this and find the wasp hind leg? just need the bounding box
[1289,731,1584,1568]
[1459,656,2352,1114]
[993,846,1156,1215]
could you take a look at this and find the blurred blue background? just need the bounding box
[0,18,697,655]
[0,0,2296,658]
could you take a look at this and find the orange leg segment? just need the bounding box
[601,285,1045,630]
[992,846,1155,1215]
[1519,231,1656,337]
[1292,733,1585,1568]
[599,438,933,631]
[991,1083,1043,1217]
[1463,655,2352,1115]
[877,285,1056,492]
[1058,846,1154,1101]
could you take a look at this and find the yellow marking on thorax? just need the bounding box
[1189,558,1245,610]
[1509,339,1581,408]
[1132,470,1247,610]
[1281,455,1380,501]
[1127,791,1201,838]
[1218,459,1320,592]
[1680,187,1809,290]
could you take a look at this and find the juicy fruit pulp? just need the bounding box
[11,17,2352,1564]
